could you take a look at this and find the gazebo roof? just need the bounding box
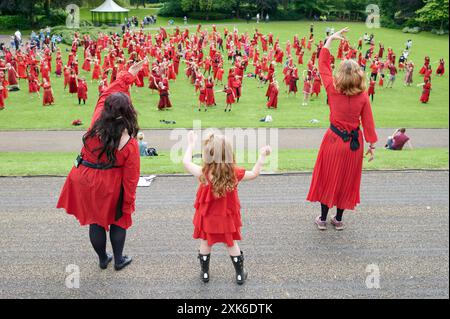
[91,0,129,13]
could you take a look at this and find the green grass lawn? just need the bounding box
[0,21,448,130]
[0,148,447,176]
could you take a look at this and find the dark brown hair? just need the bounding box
[83,92,139,165]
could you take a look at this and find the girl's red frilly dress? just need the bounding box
[193,167,246,247]
[56,71,140,231]
[307,48,378,210]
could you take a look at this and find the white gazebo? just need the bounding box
[91,0,129,26]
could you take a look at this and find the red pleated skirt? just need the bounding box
[307,128,364,210]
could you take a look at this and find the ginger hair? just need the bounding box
[200,134,237,198]
[335,59,367,96]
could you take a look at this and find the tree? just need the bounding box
[416,0,449,31]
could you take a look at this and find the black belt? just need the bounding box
[330,124,360,151]
[81,160,121,170]
[75,154,121,170]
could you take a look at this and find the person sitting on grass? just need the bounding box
[385,128,413,151]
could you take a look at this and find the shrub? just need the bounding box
[272,10,302,21]
[158,1,186,18]
[0,15,33,30]
[38,9,67,27]
[188,12,230,20]
[402,26,421,34]
[431,28,448,35]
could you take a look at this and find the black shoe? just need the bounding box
[114,255,132,271]
[198,253,211,283]
[99,253,113,270]
[230,251,248,285]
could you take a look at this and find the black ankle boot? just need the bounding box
[198,253,211,283]
[230,251,248,285]
[114,255,132,271]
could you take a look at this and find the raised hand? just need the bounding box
[187,130,198,147]
[128,57,147,77]
[260,145,272,157]
[331,27,349,41]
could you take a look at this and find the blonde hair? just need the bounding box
[335,59,367,96]
[200,134,237,198]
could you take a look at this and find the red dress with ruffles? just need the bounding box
[56,71,140,231]
[307,48,378,210]
[193,167,246,247]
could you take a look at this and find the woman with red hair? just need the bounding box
[307,28,378,231]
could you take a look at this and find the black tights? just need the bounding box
[89,224,127,264]
[321,203,344,222]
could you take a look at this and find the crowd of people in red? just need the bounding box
[0,23,446,112]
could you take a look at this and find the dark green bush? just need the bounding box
[188,12,230,20]
[0,15,33,30]
[272,10,303,21]
[158,1,186,17]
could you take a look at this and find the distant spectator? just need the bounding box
[256,13,260,24]
[385,128,413,150]
[184,16,188,25]
[137,132,148,156]
[246,13,250,23]
[265,14,269,23]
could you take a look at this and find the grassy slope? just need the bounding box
[0,19,448,130]
[0,148,447,176]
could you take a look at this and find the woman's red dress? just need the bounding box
[267,86,278,108]
[7,68,18,86]
[92,62,101,80]
[199,88,207,103]
[69,75,78,94]
[158,88,172,109]
[193,168,246,247]
[42,83,54,105]
[307,48,378,210]
[420,83,431,103]
[77,80,88,100]
[225,88,235,104]
[57,71,141,231]
[205,82,216,106]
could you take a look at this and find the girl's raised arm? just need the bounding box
[243,146,271,181]
[183,131,203,178]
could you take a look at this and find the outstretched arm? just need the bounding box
[183,131,203,178]
[90,59,146,127]
[243,146,271,181]
[320,27,348,95]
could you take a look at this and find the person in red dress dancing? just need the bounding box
[41,78,54,106]
[57,60,145,271]
[183,131,271,285]
[307,28,378,231]
[155,80,172,110]
[419,79,432,104]
[77,77,88,105]
[267,80,279,109]
[436,58,445,76]
[68,70,78,94]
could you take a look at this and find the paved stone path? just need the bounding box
[0,171,448,298]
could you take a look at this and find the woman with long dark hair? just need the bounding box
[57,60,145,271]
